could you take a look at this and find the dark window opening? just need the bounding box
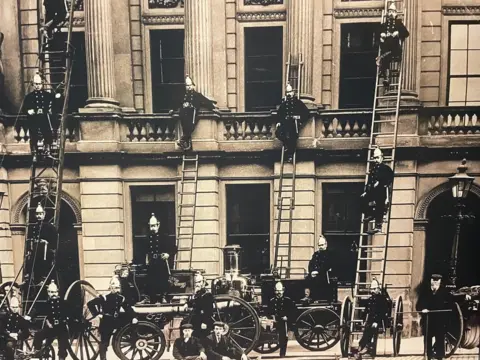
[339,23,380,108]
[245,27,283,111]
[226,184,270,275]
[131,186,176,266]
[150,30,185,113]
[322,183,364,286]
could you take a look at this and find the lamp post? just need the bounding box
[447,159,474,286]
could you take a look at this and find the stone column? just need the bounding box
[401,0,419,97]
[184,0,214,99]
[84,0,119,108]
[287,0,315,102]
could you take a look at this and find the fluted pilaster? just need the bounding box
[402,0,419,95]
[184,0,214,99]
[287,0,315,102]
[84,0,119,108]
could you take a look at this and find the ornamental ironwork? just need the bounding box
[148,0,184,9]
[244,0,283,5]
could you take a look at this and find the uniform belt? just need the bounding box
[183,103,193,108]
[54,320,59,325]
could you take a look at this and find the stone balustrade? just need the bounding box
[9,116,78,144]
[422,107,480,136]
[124,116,177,142]
[319,110,371,138]
[222,113,276,141]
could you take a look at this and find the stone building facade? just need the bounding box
[0,0,480,334]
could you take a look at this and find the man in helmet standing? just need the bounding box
[186,272,214,341]
[87,275,138,360]
[275,82,310,162]
[33,280,69,360]
[0,296,32,360]
[268,282,296,358]
[307,235,333,301]
[145,213,177,304]
[361,147,394,234]
[377,2,409,86]
[355,279,391,359]
[174,76,216,151]
[24,203,58,286]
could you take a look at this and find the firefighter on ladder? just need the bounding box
[0,296,32,360]
[87,275,138,360]
[41,0,69,41]
[24,73,61,161]
[275,82,309,162]
[377,2,409,86]
[361,147,394,234]
[174,76,216,151]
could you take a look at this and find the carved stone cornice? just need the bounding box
[333,7,383,18]
[244,0,283,5]
[72,15,85,27]
[442,6,480,15]
[236,11,286,22]
[142,14,185,25]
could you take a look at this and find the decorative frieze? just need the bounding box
[244,0,283,5]
[333,7,383,18]
[142,14,184,25]
[442,6,480,15]
[236,11,286,22]
[148,0,184,9]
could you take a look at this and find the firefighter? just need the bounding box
[377,2,409,86]
[172,323,207,360]
[24,203,58,287]
[0,296,32,360]
[186,272,214,341]
[24,73,61,161]
[205,321,249,360]
[355,279,391,359]
[145,213,177,304]
[361,147,394,234]
[42,0,69,41]
[275,82,310,162]
[268,281,296,358]
[87,275,138,360]
[174,76,215,151]
[33,280,69,360]
[307,235,333,301]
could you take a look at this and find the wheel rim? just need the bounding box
[445,302,463,358]
[393,295,403,356]
[294,307,340,351]
[340,295,352,357]
[115,321,166,360]
[213,295,260,354]
[64,280,101,360]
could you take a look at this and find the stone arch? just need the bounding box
[12,190,82,224]
[415,181,480,220]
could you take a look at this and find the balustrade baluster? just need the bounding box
[245,122,252,140]
[327,119,334,138]
[132,124,139,142]
[261,124,268,139]
[238,121,245,140]
[344,120,351,137]
[253,123,260,140]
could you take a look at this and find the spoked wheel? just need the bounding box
[445,302,463,358]
[213,295,261,354]
[0,281,20,308]
[64,280,102,360]
[392,295,403,356]
[294,307,340,351]
[340,295,352,357]
[112,321,166,360]
[254,328,279,354]
[461,315,480,349]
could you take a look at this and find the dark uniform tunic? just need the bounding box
[307,249,333,301]
[87,293,135,359]
[379,16,409,74]
[268,295,297,357]
[25,222,58,285]
[358,291,391,350]
[178,89,215,143]
[173,336,205,360]
[44,0,68,38]
[146,231,177,303]
[187,289,214,340]
[24,89,56,153]
[363,162,394,228]
[34,296,69,359]
[205,333,245,360]
[275,95,309,155]
[0,310,31,360]
[416,287,453,359]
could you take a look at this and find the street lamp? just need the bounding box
[447,159,475,286]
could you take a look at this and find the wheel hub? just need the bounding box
[313,324,325,334]
[136,339,148,350]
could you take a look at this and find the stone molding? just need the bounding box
[142,14,185,24]
[442,6,480,15]
[333,7,383,18]
[236,11,286,22]
[244,0,283,5]
[72,15,85,27]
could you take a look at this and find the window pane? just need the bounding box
[450,50,467,75]
[468,24,480,50]
[467,77,480,103]
[468,50,480,75]
[449,77,467,103]
[451,24,468,50]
